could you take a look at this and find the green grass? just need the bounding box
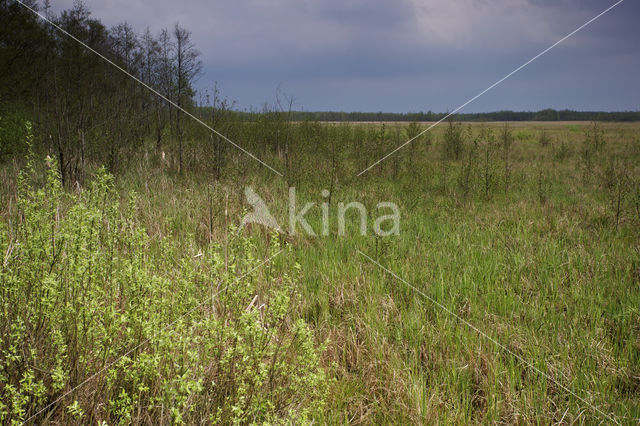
[2,121,640,423]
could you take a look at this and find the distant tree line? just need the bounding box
[0,0,201,181]
[261,109,640,123]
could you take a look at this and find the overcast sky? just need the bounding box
[48,0,639,112]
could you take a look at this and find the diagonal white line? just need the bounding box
[23,248,284,424]
[14,0,283,177]
[357,0,626,176]
[356,249,620,425]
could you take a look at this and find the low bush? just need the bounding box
[0,140,326,423]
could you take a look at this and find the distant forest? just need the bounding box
[247,109,640,122]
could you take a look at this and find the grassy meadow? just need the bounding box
[1,119,640,424]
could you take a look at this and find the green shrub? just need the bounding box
[443,120,465,161]
[585,121,606,152]
[538,130,551,147]
[553,139,571,162]
[0,148,326,423]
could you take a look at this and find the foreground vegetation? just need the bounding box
[1,117,640,424]
[1,132,327,423]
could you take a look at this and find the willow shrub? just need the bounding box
[0,137,326,423]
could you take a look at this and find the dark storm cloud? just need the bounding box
[47,0,639,112]
[310,0,415,28]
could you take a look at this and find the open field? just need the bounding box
[2,119,640,424]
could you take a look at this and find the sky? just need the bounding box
[48,0,640,113]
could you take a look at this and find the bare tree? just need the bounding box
[173,23,201,173]
[110,22,138,70]
[206,83,235,179]
[140,27,158,120]
[156,28,174,151]
[276,87,295,183]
